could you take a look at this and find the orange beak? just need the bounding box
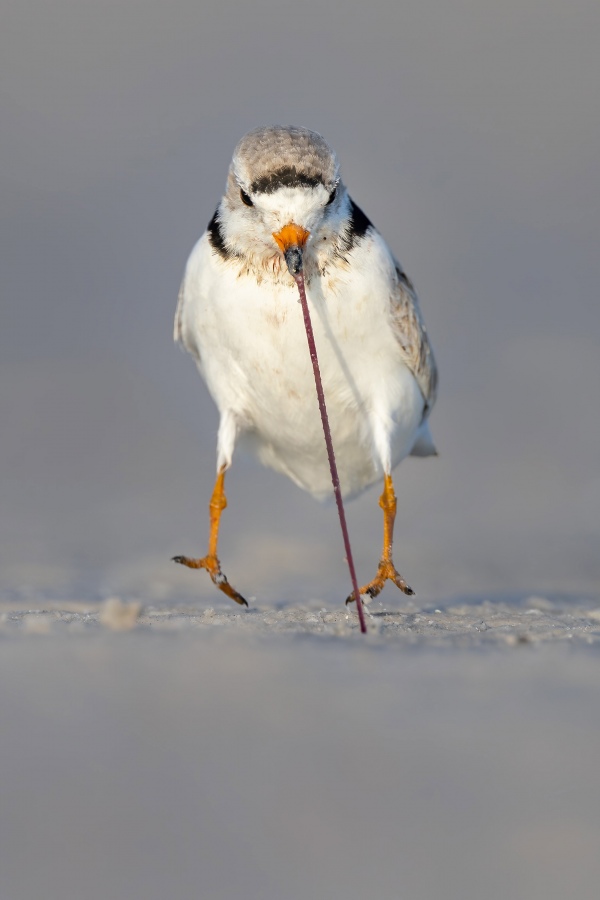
[272,223,310,253]
[272,223,310,276]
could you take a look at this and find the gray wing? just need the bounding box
[173,271,202,364]
[389,263,438,415]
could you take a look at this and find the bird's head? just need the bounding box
[218,125,348,279]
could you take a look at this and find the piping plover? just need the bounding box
[173,125,438,607]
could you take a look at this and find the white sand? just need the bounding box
[2,593,600,900]
[3,592,600,645]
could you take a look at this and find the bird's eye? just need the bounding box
[325,186,337,207]
[240,189,253,207]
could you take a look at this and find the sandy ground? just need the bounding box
[3,592,600,645]
[2,592,600,900]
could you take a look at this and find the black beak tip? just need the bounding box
[284,246,303,276]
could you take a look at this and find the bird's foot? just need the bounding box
[172,554,248,607]
[345,557,414,605]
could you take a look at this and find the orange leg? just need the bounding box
[172,468,247,607]
[346,474,414,605]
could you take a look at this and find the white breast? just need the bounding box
[178,233,426,500]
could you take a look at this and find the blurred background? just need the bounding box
[2,0,599,605]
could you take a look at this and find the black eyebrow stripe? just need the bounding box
[251,166,324,194]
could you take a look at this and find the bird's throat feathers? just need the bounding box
[209,191,373,286]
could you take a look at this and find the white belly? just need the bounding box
[180,242,426,500]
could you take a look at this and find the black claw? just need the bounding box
[172,555,185,564]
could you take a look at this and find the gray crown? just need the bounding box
[231,125,339,194]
